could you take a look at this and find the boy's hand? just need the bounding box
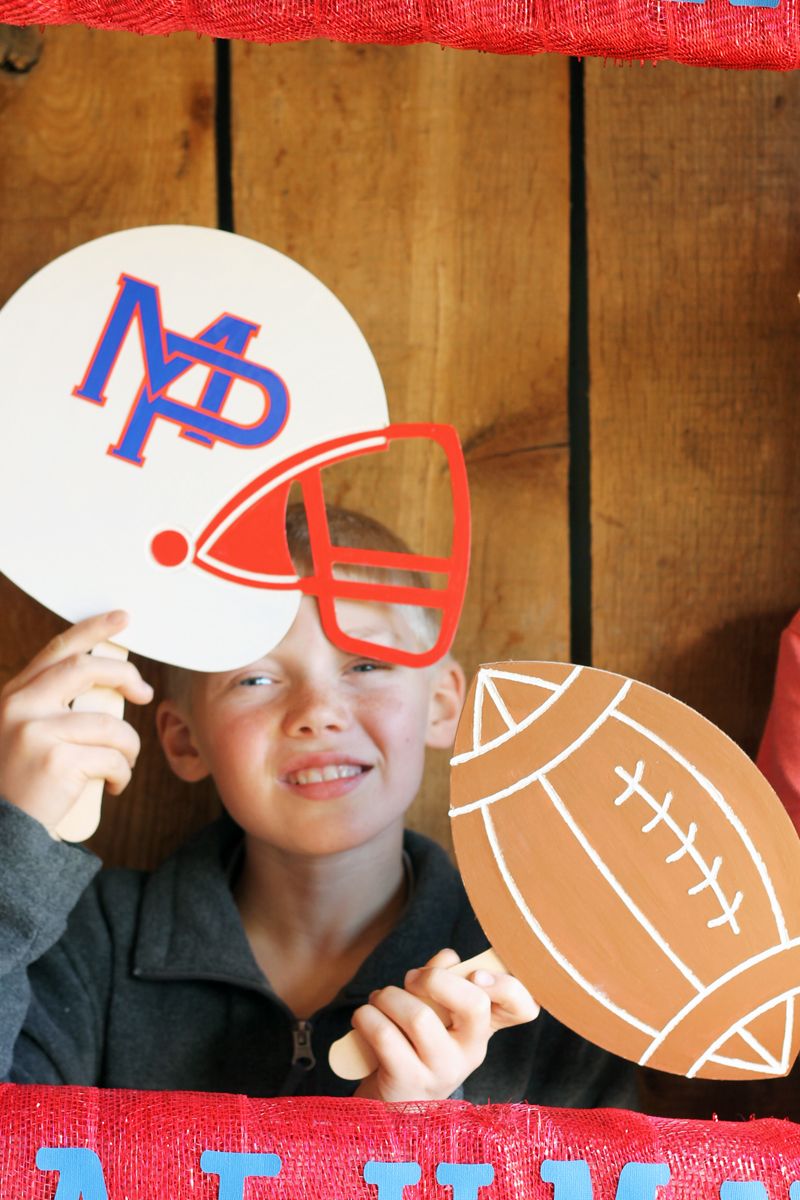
[351,949,538,1103]
[0,612,154,835]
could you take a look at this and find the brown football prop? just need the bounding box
[450,662,800,1081]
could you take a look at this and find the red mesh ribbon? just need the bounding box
[1,1083,799,1200]
[0,0,797,70]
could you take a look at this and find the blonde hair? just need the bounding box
[165,503,440,699]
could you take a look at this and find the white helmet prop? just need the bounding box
[0,226,470,671]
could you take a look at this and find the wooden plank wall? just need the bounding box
[0,25,222,868]
[588,62,800,760]
[231,42,571,850]
[586,62,800,1118]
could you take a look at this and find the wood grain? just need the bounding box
[232,41,571,851]
[587,60,800,1117]
[0,25,220,869]
[587,62,800,756]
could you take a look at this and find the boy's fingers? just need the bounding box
[8,654,152,713]
[405,967,491,1044]
[43,712,142,767]
[3,612,129,694]
[366,985,456,1072]
[351,1001,431,1084]
[71,744,134,795]
[62,657,153,708]
[408,951,538,1033]
[35,742,134,801]
[421,949,461,970]
[468,971,539,1030]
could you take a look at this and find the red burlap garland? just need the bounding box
[0,0,797,70]
[0,1083,799,1200]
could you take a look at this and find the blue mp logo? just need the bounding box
[74,274,290,466]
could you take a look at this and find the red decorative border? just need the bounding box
[0,0,796,71]
[1,1084,800,1200]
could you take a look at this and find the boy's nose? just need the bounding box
[283,682,352,737]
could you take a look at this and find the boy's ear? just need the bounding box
[156,698,212,783]
[425,656,467,750]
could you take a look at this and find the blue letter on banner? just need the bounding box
[722,1186,769,1200]
[541,1160,593,1200]
[542,1160,669,1200]
[437,1162,495,1200]
[36,1148,109,1200]
[200,1150,282,1200]
[364,1161,422,1200]
[615,1163,670,1200]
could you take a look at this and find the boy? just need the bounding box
[0,505,637,1108]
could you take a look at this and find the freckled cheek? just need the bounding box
[201,714,275,781]
[355,692,422,748]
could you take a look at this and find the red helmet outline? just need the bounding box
[187,422,470,668]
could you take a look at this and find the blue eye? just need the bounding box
[241,675,273,687]
[351,661,385,673]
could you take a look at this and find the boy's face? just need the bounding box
[157,596,465,857]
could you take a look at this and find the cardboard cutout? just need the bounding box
[449,660,800,1081]
[329,660,800,1083]
[0,225,471,671]
[0,226,470,839]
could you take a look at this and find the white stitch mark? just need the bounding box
[614,761,744,935]
[666,826,696,863]
[480,804,659,1038]
[611,709,788,945]
[540,774,703,992]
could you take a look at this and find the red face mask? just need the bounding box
[154,423,471,668]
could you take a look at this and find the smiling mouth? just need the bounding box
[285,765,369,786]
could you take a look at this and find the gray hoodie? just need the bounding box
[0,798,638,1107]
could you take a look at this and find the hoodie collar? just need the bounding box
[132,814,265,989]
[132,816,486,1006]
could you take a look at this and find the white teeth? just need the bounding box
[289,765,364,785]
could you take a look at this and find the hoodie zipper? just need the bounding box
[292,1019,316,1070]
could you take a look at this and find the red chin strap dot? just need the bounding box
[151,529,191,568]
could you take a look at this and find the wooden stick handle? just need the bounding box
[54,642,129,844]
[328,947,508,1081]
